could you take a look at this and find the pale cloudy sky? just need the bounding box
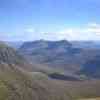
[0,0,100,41]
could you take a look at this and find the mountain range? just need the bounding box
[0,40,100,100]
[19,40,100,79]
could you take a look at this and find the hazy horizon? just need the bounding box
[1,39,100,42]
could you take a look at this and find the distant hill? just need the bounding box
[19,40,72,56]
[71,41,100,49]
[19,40,81,72]
[19,40,100,79]
[79,55,100,78]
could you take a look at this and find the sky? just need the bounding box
[0,0,100,41]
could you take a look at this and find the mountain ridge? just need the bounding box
[19,40,100,79]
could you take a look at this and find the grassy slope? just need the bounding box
[78,97,100,100]
[0,80,8,100]
[0,63,100,100]
[0,64,72,100]
[53,80,100,100]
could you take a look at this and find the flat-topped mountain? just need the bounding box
[19,40,80,71]
[19,40,72,54]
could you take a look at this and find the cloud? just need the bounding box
[18,23,100,41]
[25,28,35,33]
[1,23,100,41]
[56,23,100,40]
[87,23,100,35]
[87,23,100,28]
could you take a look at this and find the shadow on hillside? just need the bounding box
[48,73,80,81]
